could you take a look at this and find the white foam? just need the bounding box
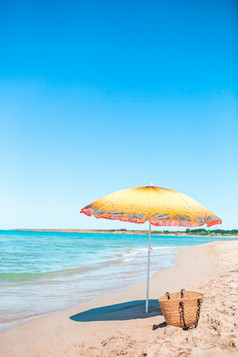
[122,246,175,262]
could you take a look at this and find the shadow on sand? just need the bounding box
[70,299,163,322]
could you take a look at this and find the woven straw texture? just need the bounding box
[159,291,204,329]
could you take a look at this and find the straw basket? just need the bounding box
[159,289,204,330]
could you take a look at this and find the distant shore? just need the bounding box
[4,228,238,238]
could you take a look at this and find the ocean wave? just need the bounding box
[0,267,93,283]
[122,246,175,262]
[0,256,128,284]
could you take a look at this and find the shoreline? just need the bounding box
[2,228,238,238]
[1,240,237,356]
[0,245,178,333]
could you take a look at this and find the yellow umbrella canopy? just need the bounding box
[81,185,222,227]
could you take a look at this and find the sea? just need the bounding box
[0,230,231,331]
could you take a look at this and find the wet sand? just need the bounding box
[0,241,237,356]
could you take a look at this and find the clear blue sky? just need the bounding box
[0,0,237,230]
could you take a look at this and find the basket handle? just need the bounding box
[181,289,185,298]
[179,301,187,328]
[165,292,170,300]
[180,298,202,330]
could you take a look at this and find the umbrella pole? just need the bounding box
[145,222,151,313]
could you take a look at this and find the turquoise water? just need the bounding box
[0,230,231,331]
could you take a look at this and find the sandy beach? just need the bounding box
[1,240,237,357]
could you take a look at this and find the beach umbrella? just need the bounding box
[80,185,222,313]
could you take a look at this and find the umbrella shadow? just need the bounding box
[70,299,162,322]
